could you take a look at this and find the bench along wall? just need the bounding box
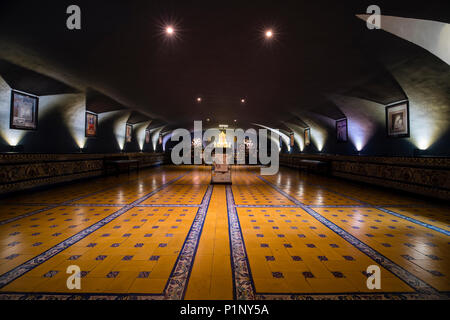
[0,152,168,195]
[280,154,450,201]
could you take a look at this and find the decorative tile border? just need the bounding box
[1,203,202,208]
[0,169,175,225]
[309,204,442,208]
[262,175,450,236]
[0,293,164,300]
[137,204,202,208]
[235,204,301,208]
[257,292,450,300]
[256,174,444,298]
[163,185,213,299]
[0,204,60,226]
[0,172,212,300]
[375,207,450,236]
[227,179,447,300]
[226,185,255,300]
[0,172,190,289]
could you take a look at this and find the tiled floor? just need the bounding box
[0,165,448,300]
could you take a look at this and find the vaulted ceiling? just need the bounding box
[0,0,448,130]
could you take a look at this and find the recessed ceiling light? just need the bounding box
[241,98,246,103]
[265,29,273,38]
[196,97,202,102]
[166,26,174,35]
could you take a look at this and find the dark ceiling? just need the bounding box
[0,0,448,128]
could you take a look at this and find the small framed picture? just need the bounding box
[145,129,150,144]
[336,118,348,143]
[386,101,410,138]
[158,133,163,145]
[126,124,132,143]
[290,132,295,147]
[304,128,311,146]
[10,90,39,130]
[85,112,98,137]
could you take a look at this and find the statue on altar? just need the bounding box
[211,131,232,184]
[214,131,230,148]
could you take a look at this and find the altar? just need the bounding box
[211,131,232,184]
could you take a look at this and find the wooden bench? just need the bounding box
[104,156,140,176]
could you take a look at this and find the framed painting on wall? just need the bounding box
[290,132,295,147]
[85,112,98,137]
[159,133,163,145]
[145,129,150,144]
[386,101,410,138]
[304,128,311,146]
[336,118,348,142]
[10,90,39,130]
[126,124,132,143]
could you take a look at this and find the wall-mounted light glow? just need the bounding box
[416,138,430,150]
[284,124,306,152]
[41,93,87,150]
[328,94,383,155]
[0,81,28,146]
[410,100,441,151]
[355,142,363,152]
[135,121,152,151]
[348,120,369,153]
[152,127,164,151]
[310,128,326,153]
[1,131,25,147]
[162,132,173,152]
[289,114,328,154]
[111,110,131,151]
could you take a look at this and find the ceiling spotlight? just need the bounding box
[265,29,273,38]
[234,119,237,123]
[196,97,202,102]
[241,98,246,103]
[166,26,174,35]
[206,118,210,122]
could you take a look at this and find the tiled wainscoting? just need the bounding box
[0,153,168,195]
[280,154,450,201]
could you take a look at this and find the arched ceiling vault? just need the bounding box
[0,1,448,132]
